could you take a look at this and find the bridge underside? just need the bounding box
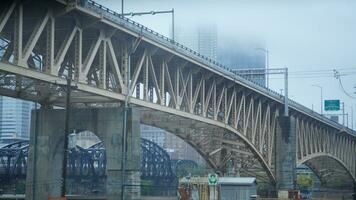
[300,155,355,190]
[140,108,274,183]
[1,0,356,194]
[0,68,275,184]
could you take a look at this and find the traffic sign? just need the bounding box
[324,100,340,111]
[208,173,218,185]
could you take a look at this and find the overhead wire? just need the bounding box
[267,68,356,79]
[334,69,356,99]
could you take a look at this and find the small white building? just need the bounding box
[219,177,257,200]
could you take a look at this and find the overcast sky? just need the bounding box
[97,0,356,128]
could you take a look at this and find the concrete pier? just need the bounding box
[25,108,140,200]
[275,116,297,197]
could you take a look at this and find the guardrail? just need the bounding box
[75,0,355,136]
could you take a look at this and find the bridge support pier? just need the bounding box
[25,107,141,200]
[275,116,297,198]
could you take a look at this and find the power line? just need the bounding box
[334,69,356,99]
[269,72,356,80]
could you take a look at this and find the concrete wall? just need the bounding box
[275,116,297,195]
[25,108,140,200]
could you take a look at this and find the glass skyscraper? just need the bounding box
[175,24,218,61]
[218,39,266,86]
[0,96,33,141]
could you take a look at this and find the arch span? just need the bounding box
[140,107,276,184]
[298,153,355,189]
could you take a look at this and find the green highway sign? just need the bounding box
[324,100,340,111]
[208,173,218,185]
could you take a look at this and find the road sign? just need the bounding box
[208,173,218,185]
[324,100,340,111]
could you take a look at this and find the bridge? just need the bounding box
[0,139,188,195]
[0,0,355,199]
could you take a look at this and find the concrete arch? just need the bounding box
[298,153,355,188]
[140,107,276,184]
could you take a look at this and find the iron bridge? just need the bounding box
[0,0,355,188]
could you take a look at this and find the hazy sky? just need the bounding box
[97,0,356,128]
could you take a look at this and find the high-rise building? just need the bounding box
[218,39,266,86]
[0,96,33,141]
[175,24,217,61]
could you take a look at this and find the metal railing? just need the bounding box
[74,0,356,136]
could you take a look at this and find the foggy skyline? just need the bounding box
[97,0,356,127]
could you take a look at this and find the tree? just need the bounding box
[297,174,313,189]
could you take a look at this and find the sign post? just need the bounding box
[208,173,218,200]
[324,100,340,111]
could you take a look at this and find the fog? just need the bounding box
[97,0,356,127]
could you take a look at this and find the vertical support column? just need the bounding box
[122,44,129,95]
[99,40,107,89]
[26,108,141,200]
[74,29,82,82]
[13,3,24,66]
[44,14,54,74]
[160,60,165,106]
[26,109,66,200]
[97,107,141,200]
[275,116,297,198]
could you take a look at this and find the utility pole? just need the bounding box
[284,67,288,116]
[60,66,72,198]
[121,38,141,200]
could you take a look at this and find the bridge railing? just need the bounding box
[81,0,235,75]
[76,0,355,136]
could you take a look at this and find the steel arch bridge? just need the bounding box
[0,0,355,188]
[0,139,175,186]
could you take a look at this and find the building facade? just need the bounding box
[0,96,33,141]
[175,24,218,61]
[218,39,266,86]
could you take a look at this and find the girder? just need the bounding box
[0,139,175,185]
[0,0,355,187]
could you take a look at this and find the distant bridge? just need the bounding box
[0,139,174,183]
[0,0,355,195]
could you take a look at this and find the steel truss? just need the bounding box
[0,0,355,186]
[0,139,175,186]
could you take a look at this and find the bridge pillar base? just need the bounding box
[25,107,140,200]
[275,116,297,194]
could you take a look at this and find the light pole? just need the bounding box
[345,105,354,130]
[311,84,323,115]
[121,0,124,15]
[123,9,175,40]
[255,48,269,88]
[352,106,354,130]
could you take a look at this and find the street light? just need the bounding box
[311,84,323,115]
[122,9,175,40]
[255,48,269,88]
[345,104,354,130]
